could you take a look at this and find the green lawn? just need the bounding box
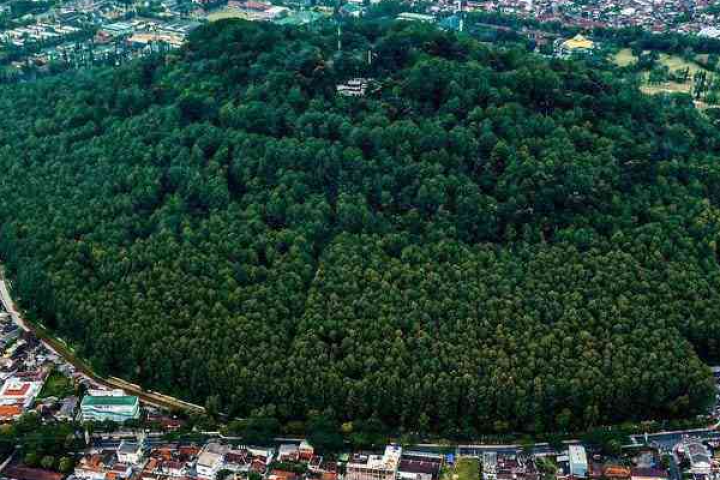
[614,48,636,67]
[206,8,250,21]
[445,458,480,480]
[613,49,711,97]
[38,370,74,400]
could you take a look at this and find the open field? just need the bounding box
[206,8,250,21]
[614,48,636,67]
[613,49,712,96]
[657,52,706,76]
[38,370,74,399]
[444,458,481,480]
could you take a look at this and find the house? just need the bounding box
[681,441,712,475]
[0,377,42,408]
[225,449,251,472]
[117,440,144,465]
[483,453,497,480]
[80,390,140,422]
[603,466,631,479]
[299,441,314,461]
[196,443,227,479]
[56,396,78,421]
[569,446,588,479]
[158,460,187,477]
[269,470,298,480]
[346,446,402,480]
[630,469,669,480]
[75,452,119,480]
[0,403,23,421]
[4,466,64,480]
[278,444,300,462]
[398,453,443,480]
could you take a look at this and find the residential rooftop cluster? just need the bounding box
[455,0,720,36]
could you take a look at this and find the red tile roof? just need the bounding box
[3,383,30,396]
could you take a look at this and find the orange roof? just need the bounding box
[0,404,22,418]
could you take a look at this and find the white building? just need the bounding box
[117,440,144,465]
[346,445,402,480]
[0,377,42,408]
[196,443,227,479]
[569,445,588,479]
[682,440,712,475]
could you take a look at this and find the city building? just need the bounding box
[346,445,403,480]
[196,443,227,479]
[0,376,43,409]
[397,12,436,22]
[682,440,712,475]
[80,390,140,422]
[554,34,595,58]
[398,452,443,480]
[569,445,588,479]
[278,444,300,462]
[117,440,145,464]
[299,440,314,461]
[630,468,669,480]
[56,396,78,421]
[483,452,498,480]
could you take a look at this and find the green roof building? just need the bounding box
[80,390,140,423]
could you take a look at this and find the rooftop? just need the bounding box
[82,394,138,407]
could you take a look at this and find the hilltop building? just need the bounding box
[554,34,595,58]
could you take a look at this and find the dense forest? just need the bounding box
[0,17,718,436]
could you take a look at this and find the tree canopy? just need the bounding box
[0,18,718,436]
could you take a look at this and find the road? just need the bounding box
[0,274,205,415]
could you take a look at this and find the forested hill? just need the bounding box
[0,18,719,436]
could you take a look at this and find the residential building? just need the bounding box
[196,443,227,479]
[75,452,123,480]
[56,396,78,421]
[569,446,588,479]
[278,444,300,462]
[299,440,314,461]
[630,469,669,480]
[398,452,442,480]
[0,377,42,408]
[483,452,498,480]
[117,440,145,464]
[0,403,23,421]
[682,441,712,475]
[346,445,402,480]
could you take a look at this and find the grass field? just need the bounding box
[613,49,712,96]
[206,8,250,21]
[614,48,636,67]
[38,370,74,400]
[443,458,481,480]
[657,53,706,76]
